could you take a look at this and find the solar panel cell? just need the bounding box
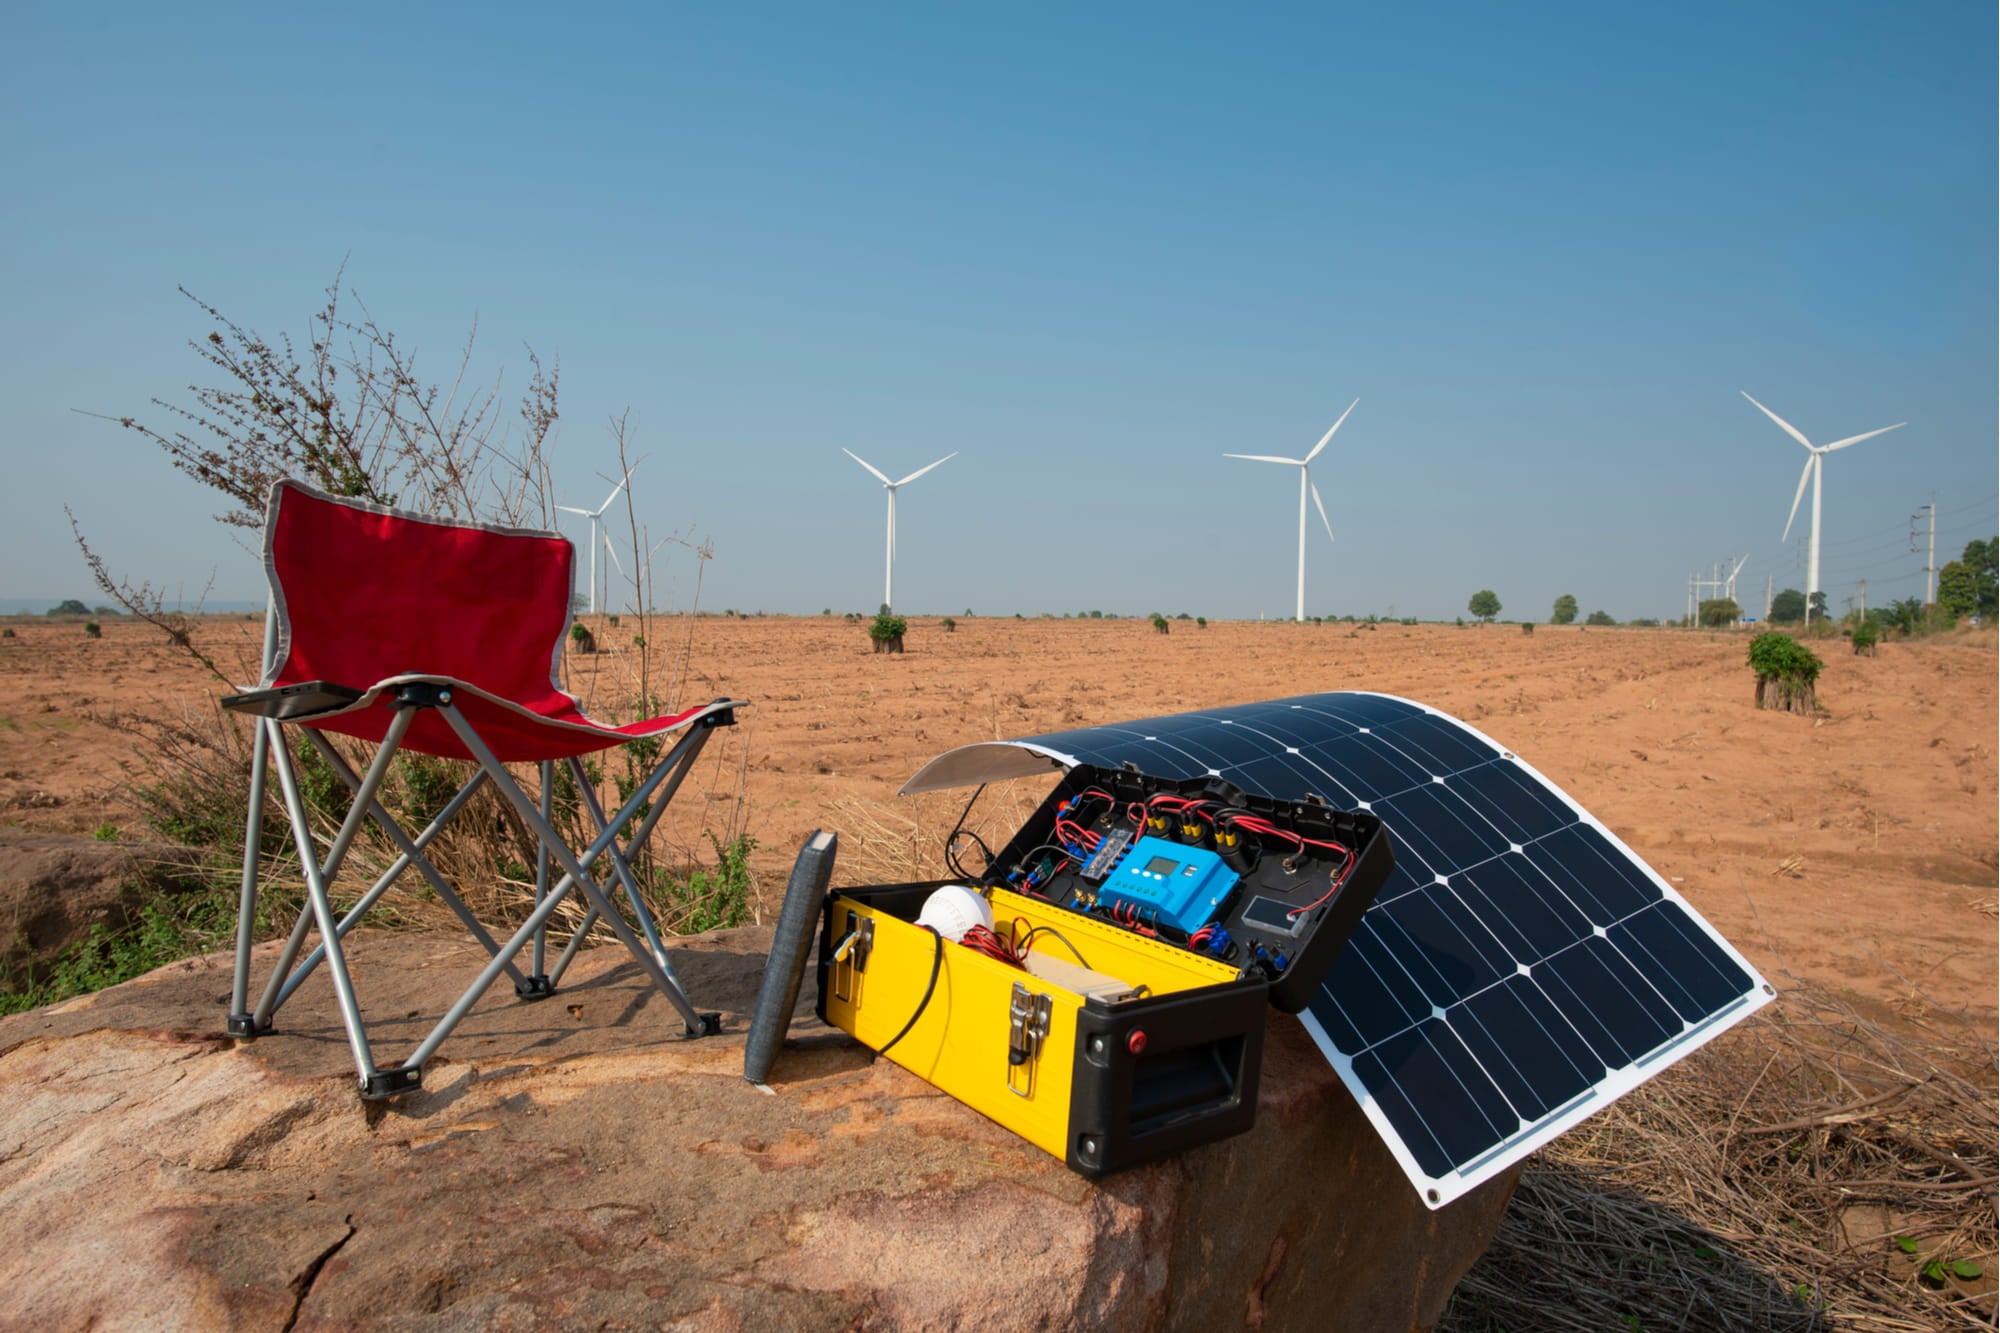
[1453,977,1598,1121]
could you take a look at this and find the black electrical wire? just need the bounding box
[944,783,994,880]
[875,926,943,1058]
[1018,924,1090,969]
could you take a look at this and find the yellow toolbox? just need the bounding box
[816,764,1392,1175]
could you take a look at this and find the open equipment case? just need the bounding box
[778,692,1776,1206]
[816,763,1393,1176]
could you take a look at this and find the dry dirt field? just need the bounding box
[1,613,1993,1033]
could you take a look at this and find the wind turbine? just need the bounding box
[843,449,956,612]
[1225,400,1357,622]
[557,459,641,616]
[1741,393,1904,624]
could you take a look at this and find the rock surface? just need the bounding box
[0,928,1517,1330]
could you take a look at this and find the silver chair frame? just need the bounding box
[226,610,734,1097]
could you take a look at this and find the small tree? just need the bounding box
[940,616,956,633]
[1769,588,1807,625]
[569,622,597,654]
[1195,616,1207,629]
[46,599,89,617]
[1938,560,1977,622]
[1468,590,1501,622]
[1748,632,1822,715]
[869,612,907,654]
[1585,610,1616,626]
[1698,597,1741,628]
[1849,618,1879,656]
[1149,612,1170,635]
[83,621,102,639]
[1550,594,1578,625]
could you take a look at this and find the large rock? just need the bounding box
[0,927,1516,1330]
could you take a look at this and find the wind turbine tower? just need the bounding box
[1225,400,1357,622]
[1741,392,1904,624]
[557,460,641,616]
[843,449,957,612]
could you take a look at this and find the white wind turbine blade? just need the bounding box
[1821,422,1906,452]
[1781,456,1815,544]
[601,531,626,576]
[554,505,593,517]
[1304,399,1359,464]
[592,459,643,516]
[1741,391,1815,451]
[1309,478,1335,543]
[893,452,957,487]
[1224,453,1306,465]
[843,449,894,487]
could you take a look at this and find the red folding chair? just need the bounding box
[222,480,744,1097]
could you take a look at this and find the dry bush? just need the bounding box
[78,275,755,980]
[1441,985,1997,1332]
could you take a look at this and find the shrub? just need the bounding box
[940,616,956,633]
[1195,617,1207,629]
[1748,632,1822,714]
[869,612,907,654]
[1149,612,1170,635]
[83,621,101,638]
[569,622,597,654]
[1585,610,1616,626]
[1699,598,1740,628]
[1850,618,1879,656]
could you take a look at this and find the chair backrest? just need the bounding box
[262,481,576,712]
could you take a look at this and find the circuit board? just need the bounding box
[983,766,1388,1012]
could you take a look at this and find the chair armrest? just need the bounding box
[220,681,366,720]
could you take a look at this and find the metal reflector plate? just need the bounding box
[901,693,1774,1208]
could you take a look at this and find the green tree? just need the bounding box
[1768,588,1806,624]
[46,599,89,617]
[1957,537,1996,618]
[1937,560,1977,620]
[1585,610,1616,626]
[1698,597,1740,627]
[1880,597,1925,635]
[1550,594,1578,625]
[1468,589,1501,622]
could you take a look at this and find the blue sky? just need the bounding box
[3,3,1992,621]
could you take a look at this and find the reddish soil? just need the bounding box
[2,614,1993,1031]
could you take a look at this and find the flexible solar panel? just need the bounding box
[902,692,1774,1208]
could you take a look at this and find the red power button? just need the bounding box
[1126,1028,1148,1055]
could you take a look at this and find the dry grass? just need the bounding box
[1440,985,1997,1332]
[823,781,1055,889]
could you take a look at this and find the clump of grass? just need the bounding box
[1440,984,1997,1331]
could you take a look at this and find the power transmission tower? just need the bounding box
[1911,502,1937,607]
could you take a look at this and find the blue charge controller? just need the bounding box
[1098,835,1239,935]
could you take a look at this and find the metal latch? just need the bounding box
[832,913,873,1003]
[1006,982,1054,1099]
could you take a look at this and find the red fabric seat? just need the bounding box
[261,481,707,761]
